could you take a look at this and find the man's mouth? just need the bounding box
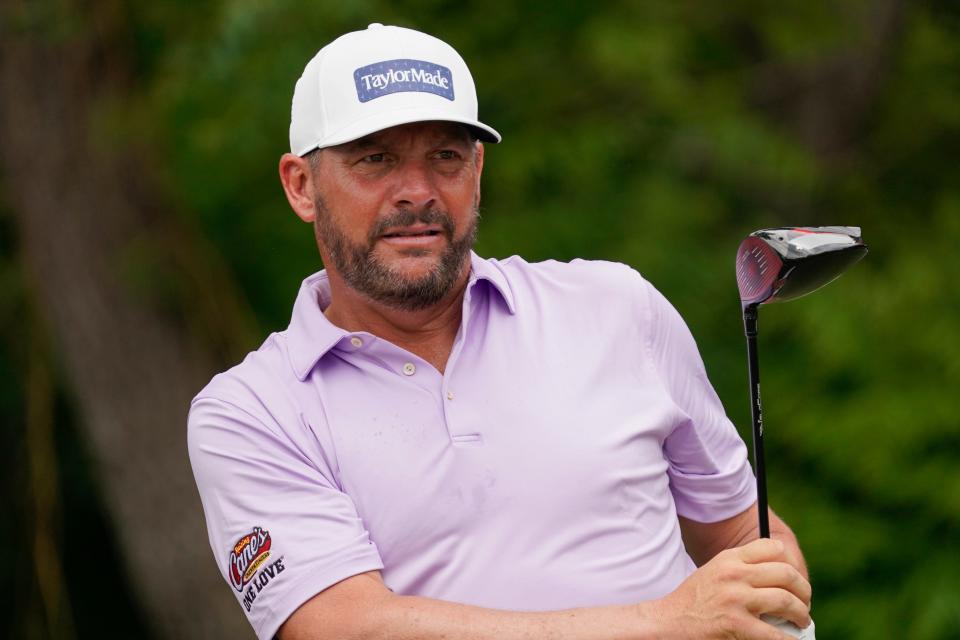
[380,225,444,239]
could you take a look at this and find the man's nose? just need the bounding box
[392,159,437,210]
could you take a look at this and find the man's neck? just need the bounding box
[322,268,470,374]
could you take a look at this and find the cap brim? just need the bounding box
[296,107,501,155]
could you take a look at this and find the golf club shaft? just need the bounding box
[743,305,770,538]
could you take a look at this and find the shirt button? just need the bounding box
[402,362,416,376]
[350,337,363,348]
[446,391,454,401]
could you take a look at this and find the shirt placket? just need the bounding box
[440,281,485,446]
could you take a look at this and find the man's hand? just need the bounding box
[679,504,809,581]
[650,538,811,639]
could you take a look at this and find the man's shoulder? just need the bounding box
[190,331,298,418]
[487,254,650,300]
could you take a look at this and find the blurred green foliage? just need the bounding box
[5,0,959,637]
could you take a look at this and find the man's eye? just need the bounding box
[362,153,386,163]
[435,150,461,161]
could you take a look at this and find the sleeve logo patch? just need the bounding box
[354,59,454,103]
[228,526,287,612]
[228,526,272,592]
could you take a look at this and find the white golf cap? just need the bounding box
[289,23,501,155]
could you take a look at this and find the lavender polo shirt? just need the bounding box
[188,254,757,640]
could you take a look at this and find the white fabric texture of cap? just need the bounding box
[289,23,501,155]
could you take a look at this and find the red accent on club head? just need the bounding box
[736,236,783,305]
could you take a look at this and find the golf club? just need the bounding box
[735,226,868,639]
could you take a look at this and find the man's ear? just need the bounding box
[279,153,318,223]
[474,141,484,203]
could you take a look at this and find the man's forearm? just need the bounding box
[281,579,665,640]
[768,510,808,580]
[359,594,662,640]
[281,539,812,640]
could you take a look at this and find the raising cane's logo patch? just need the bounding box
[228,527,287,612]
[228,526,272,592]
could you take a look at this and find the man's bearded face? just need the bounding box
[314,196,478,311]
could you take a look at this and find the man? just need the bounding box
[188,24,813,640]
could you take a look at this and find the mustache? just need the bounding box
[368,207,455,243]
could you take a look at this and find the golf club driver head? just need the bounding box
[736,226,868,308]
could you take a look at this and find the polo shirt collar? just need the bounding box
[285,252,516,380]
[467,251,517,315]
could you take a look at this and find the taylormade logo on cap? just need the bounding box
[354,59,454,103]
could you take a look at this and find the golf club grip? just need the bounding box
[743,306,770,538]
[761,615,816,638]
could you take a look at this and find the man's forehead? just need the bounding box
[334,121,474,152]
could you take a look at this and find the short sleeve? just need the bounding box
[641,280,758,522]
[188,395,384,640]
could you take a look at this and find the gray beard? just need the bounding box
[314,197,478,311]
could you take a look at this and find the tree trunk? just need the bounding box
[1,2,257,637]
[749,0,908,161]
